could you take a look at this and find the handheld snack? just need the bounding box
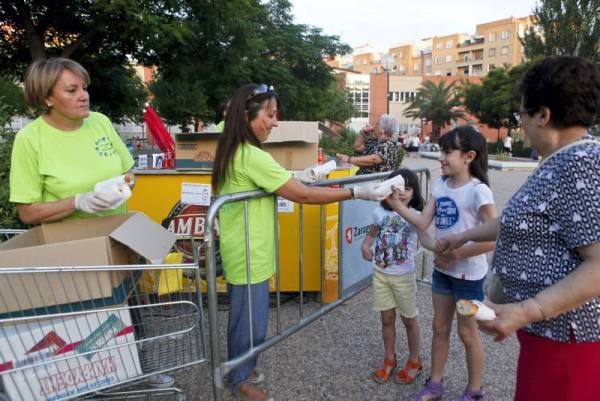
[456,299,496,321]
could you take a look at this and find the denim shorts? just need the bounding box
[431,269,485,301]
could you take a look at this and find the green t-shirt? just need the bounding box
[218,143,292,284]
[10,112,135,220]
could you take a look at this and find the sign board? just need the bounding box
[181,183,211,206]
[339,199,378,296]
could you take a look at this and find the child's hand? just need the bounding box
[361,246,373,261]
[433,250,457,270]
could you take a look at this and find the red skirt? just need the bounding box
[515,330,600,401]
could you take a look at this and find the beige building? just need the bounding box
[387,75,424,130]
[472,16,533,74]
[431,33,469,76]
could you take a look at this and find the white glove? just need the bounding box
[74,191,112,213]
[94,174,133,208]
[352,183,391,201]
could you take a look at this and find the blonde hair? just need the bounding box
[24,58,90,112]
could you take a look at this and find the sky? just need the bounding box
[290,0,539,51]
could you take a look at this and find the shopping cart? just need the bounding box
[0,231,208,401]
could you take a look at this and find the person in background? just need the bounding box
[212,83,390,401]
[352,123,378,175]
[8,57,174,389]
[436,56,600,401]
[215,99,229,133]
[503,133,513,158]
[337,114,403,174]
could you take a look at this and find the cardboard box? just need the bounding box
[175,132,219,170]
[263,121,319,170]
[0,213,176,316]
[0,306,142,401]
[174,122,319,170]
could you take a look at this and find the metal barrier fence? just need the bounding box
[0,233,207,401]
[204,168,431,401]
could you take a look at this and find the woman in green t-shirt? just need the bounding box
[212,83,389,401]
[10,57,135,225]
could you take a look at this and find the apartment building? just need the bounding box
[352,45,383,74]
[431,33,469,76]
[475,16,533,73]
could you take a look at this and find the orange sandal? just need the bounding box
[394,358,423,384]
[372,356,397,384]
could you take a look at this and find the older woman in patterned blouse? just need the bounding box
[337,114,403,174]
[436,56,600,401]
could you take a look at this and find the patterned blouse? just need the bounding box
[493,136,600,342]
[356,136,379,175]
[374,138,401,173]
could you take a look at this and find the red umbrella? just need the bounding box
[143,103,176,168]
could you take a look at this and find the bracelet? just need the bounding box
[531,297,547,320]
[349,187,355,199]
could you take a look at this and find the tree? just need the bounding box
[403,80,464,142]
[0,76,27,123]
[0,0,351,125]
[0,0,185,122]
[523,0,600,62]
[462,65,526,150]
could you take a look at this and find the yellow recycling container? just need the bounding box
[127,168,352,300]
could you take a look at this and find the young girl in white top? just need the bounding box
[361,169,433,386]
[387,126,497,401]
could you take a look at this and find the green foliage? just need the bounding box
[403,80,464,142]
[462,65,527,149]
[523,0,600,62]
[0,106,27,229]
[149,66,210,130]
[0,0,350,124]
[0,76,27,119]
[319,128,358,157]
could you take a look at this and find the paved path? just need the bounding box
[182,156,531,401]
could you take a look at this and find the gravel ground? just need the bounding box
[116,156,531,401]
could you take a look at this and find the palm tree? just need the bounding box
[403,80,465,142]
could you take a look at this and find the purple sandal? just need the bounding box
[411,378,443,401]
[458,388,485,401]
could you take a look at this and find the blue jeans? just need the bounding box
[227,280,270,385]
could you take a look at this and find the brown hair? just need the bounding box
[24,57,90,113]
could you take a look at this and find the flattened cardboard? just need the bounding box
[0,213,176,315]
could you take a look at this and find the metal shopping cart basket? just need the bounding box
[0,230,208,401]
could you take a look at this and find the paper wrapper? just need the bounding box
[456,299,496,321]
[373,175,405,198]
[310,160,337,179]
[94,174,133,208]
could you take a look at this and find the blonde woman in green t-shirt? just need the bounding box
[212,83,391,401]
[9,58,178,389]
[9,58,135,225]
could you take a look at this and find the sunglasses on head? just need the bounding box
[247,84,274,101]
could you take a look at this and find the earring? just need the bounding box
[46,103,52,108]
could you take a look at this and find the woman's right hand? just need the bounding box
[435,233,467,254]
